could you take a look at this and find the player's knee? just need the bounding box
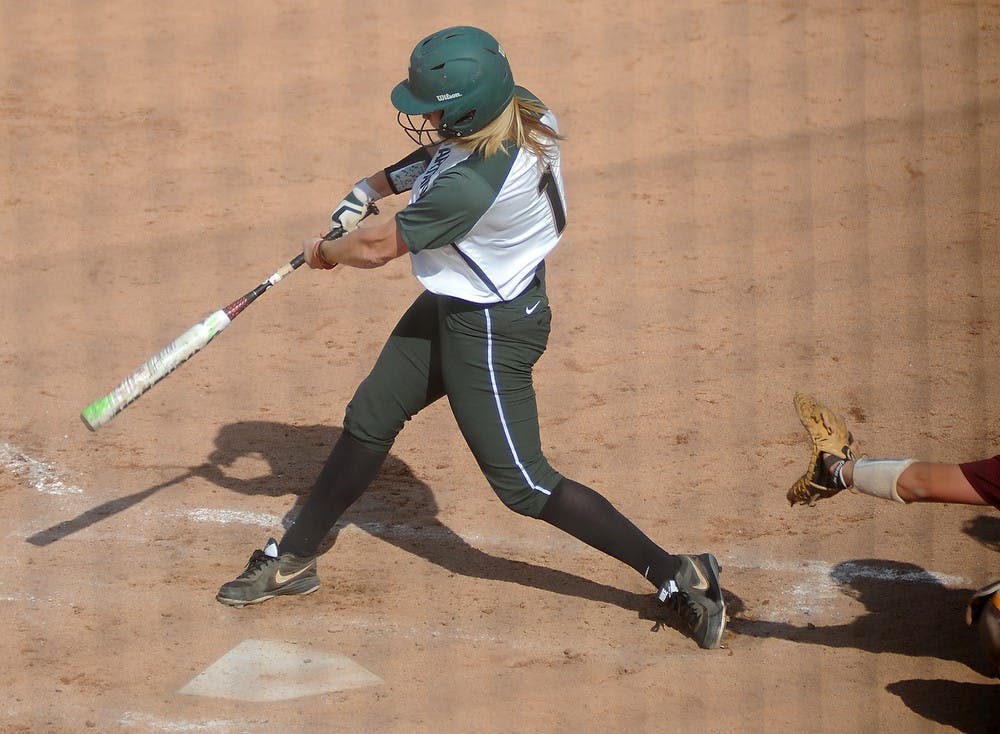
[489,481,551,518]
[478,460,560,518]
[343,399,400,454]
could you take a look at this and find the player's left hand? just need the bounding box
[331,180,379,232]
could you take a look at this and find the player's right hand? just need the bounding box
[303,234,335,270]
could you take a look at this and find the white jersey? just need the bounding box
[395,108,566,303]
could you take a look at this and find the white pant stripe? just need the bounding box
[484,309,551,496]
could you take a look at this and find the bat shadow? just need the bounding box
[31,420,681,629]
[26,470,195,547]
[726,558,997,676]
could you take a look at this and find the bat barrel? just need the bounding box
[80,399,110,431]
[80,309,232,431]
[80,247,313,432]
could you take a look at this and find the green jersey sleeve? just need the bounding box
[395,166,500,252]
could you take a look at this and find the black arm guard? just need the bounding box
[384,147,433,195]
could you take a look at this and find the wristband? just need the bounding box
[354,178,381,203]
[832,460,848,489]
[312,239,336,270]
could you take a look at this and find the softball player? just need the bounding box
[217,26,726,649]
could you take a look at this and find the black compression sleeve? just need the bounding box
[539,478,681,589]
[384,147,433,195]
[279,432,387,557]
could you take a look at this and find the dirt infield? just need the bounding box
[2,2,999,732]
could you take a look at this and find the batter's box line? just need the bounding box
[0,442,83,496]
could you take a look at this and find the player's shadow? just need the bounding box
[885,678,1000,734]
[962,514,1000,554]
[32,420,677,626]
[727,559,996,676]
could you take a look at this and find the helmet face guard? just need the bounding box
[395,110,446,148]
[391,26,515,140]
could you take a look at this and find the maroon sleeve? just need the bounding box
[959,455,1000,510]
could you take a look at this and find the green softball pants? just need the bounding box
[343,276,562,517]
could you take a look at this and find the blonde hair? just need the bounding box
[458,96,563,161]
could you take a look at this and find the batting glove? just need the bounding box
[331,179,380,233]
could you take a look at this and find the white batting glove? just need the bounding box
[331,179,380,233]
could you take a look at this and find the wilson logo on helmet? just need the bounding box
[436,92,463,101]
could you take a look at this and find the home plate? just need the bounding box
[179,639,382,701]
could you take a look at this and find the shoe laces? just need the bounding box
[237,549,272,579]
[670,591,705,631]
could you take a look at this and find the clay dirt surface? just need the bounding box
[2,2,999,733]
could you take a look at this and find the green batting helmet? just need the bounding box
[391,26,515,138]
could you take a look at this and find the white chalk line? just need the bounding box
[729,556,969,619]
[119,711,266,733]
[180,510,977,624]
[0,442,82,495]
[181,507,581,548]
[185,508,281,528]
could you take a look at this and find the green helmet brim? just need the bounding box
[390,81,442,116]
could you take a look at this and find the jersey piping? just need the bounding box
[484,308,552,497]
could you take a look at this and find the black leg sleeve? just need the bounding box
[279,431,387,558]
[539,478,680,590]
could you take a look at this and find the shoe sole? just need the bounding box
[216,580,319,608]
[694,553,726,649]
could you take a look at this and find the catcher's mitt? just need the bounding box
[787,392,859,506]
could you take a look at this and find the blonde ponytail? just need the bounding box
[459,96,563,161]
